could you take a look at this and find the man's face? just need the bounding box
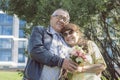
[50,10,70,33]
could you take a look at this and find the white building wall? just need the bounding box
[12,15,19,67]
[0,11,28,69]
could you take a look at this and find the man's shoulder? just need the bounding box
[34,25,45,29]
[33,25,47,31]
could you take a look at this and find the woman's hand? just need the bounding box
[77,66,84,72]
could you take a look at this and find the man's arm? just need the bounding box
[29,26,63,67]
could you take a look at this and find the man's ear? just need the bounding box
[50,15,52,19]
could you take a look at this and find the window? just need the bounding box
[0,25,12,35]
[0,14,13,25]
[0,38,12,61]
[19,20,26,38]
[18,41,27,63]
[0,14,13,35]
[19,29,25,38]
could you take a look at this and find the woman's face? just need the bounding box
[63,30,80,46]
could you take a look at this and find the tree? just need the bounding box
[1,0,120,79]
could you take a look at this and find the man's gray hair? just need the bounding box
[51,8,70,21]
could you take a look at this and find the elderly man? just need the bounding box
[23,9,78,80]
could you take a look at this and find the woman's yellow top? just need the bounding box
[71,41,106,80]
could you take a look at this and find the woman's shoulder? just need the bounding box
[87,40,94,45]
[87,40,98,49]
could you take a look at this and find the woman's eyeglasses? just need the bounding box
[62,30,74,37]
[52,15,69,23]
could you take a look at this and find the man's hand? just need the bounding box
[62,59,78,72]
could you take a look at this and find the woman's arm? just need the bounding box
[78,41,106,74]
[78,63,106,73]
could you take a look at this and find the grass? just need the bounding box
[0,71,119,80]
[0,71,22,80]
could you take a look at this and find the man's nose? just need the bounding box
[59,19,66,23]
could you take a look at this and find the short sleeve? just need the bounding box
[88,41,106,67]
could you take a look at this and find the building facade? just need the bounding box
[0,10,28,68]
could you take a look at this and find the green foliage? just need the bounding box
[67,72,73,80]
[17,70,24,77]
[101,75,108,80]
[0,0,110,27]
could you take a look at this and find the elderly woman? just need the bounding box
[60,23,107,80]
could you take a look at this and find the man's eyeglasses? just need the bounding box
[52,15,69,23]
[62,30,74,37]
